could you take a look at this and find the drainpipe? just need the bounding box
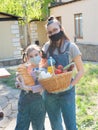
[74,35,77,43]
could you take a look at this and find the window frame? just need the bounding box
[74,13,83,39]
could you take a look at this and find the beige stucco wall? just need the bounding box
[0,20,21,60]
[37,21,48,45]
[0,14,10,18]
[30,21,48,46]
[50,0,98,45]
[0,21,12,59]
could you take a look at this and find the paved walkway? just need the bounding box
[0,83,52,130]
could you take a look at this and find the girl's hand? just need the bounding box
[32,85,44,94]
[71,55,84,86]
[15,73,32,92]
[39,58,48,68]
[15,72,21,88]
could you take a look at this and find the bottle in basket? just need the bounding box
[47,57,56,74]
[47,66,55,74]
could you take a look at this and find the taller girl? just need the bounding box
[42,16,84,130]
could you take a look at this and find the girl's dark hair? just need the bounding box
[41,50,47,59]
[47,16,61,27]
[48,16,54,21]
[46,16,70,55]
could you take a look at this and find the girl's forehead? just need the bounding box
[47,22,60,31]
[29,49,39,55]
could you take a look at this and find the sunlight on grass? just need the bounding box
[0,68,17,89]
[76,63,98,129]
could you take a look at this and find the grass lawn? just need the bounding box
[76,62,98,130]
[0,62,98,130]
[0,66,17,88]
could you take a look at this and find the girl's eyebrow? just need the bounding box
[47,28,59,34]
[29,55,34,58]
[29,53,39,57]
[34,53,39,56]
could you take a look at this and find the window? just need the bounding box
[74,13,83,38]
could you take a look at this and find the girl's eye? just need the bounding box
[29,55,34,58]
[35,54,38,57]
[48,28,59,35]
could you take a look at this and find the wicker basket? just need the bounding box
[39,71,72,93]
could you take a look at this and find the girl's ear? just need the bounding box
[61,27,65,31]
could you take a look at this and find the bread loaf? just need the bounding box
[17,64,35,86]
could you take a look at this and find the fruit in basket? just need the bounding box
[54,65,64,74]
[57,65,63,70]
[55,68,63,74]
[67,64,74,71]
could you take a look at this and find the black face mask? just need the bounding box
[49,31,64,42]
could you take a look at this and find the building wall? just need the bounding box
[0,20,21,61]
[50,0,98,45]
[77,43,98,62]
[30,21,48,46]
[0,14,10,18]
[37,21,48,45]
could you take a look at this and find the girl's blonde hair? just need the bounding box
[23,44,40,63]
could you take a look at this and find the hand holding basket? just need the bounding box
[39,58,74,93]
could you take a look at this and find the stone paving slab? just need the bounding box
[0,83,65,130]
[0,84,20,130]
[0,83,53,130]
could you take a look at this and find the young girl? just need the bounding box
[15,44,46,130]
